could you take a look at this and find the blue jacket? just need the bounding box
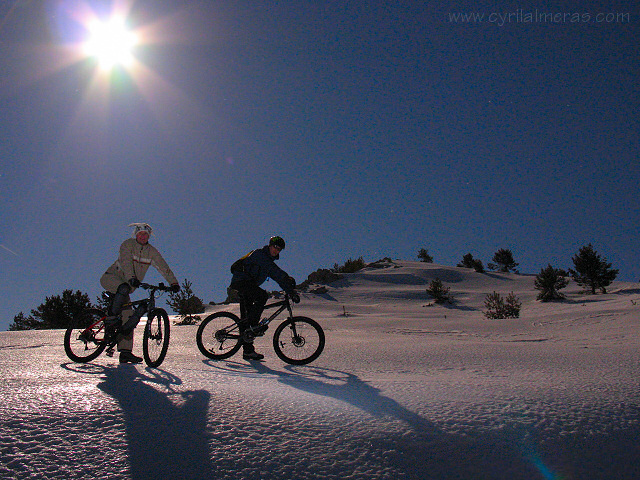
[230,246,294,292]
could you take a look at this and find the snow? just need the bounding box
[1,261,639,479]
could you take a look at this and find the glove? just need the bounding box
[290,292,300,304]
[170,283,180,293]
[129,278,141,288]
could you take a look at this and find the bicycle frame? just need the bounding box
[258,296,294,326]
[218,295,294,342]
[122,283,165,316]
[122,297,152,318]
[78,314,108,343]
[79,284,165,344]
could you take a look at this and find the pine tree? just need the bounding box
[9,312,40,331]
[167,279,205,324]
[417,248,433,263]
[333,257,366,273]
[488,248,519,273]
[457,253,485,273]
[483,291,521,319]
[534,265,569,301]
[569,244,618,294]
[426,278,454,304]
[10,290,94,330]
[32,290,93,329]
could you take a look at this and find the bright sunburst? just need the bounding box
[83,16,138,70]
[15,0,209,140]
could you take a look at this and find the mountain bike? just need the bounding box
[64,283,172,367]
[196,292,325,365]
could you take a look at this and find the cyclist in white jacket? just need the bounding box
[100,223,180,363]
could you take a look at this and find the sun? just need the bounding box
[83,16,139,70]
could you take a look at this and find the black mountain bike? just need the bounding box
[196,292,325,365]
[64,283,172,367]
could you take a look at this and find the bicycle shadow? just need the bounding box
[97,365,215,480]
[278,364,438,435]
[206,360,543,478]
[206,360,436,434]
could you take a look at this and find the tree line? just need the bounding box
[419,243,619,300]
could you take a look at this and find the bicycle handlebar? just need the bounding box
[284,290,301,304]
[140,282,172,292]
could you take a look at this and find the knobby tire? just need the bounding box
[273,316,325,365]
[64,308,109,363]
[196,311,242,360]
[143,309,170,367]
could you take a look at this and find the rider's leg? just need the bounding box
[110,283,132,316]
[117,308,135,352]
[118,301,148,351]
[233,283,268,357]
[237,295,256,354]
[232,281,268,326]
[245,285,269,326]
[120,303,146,334]
[100,273,131,316]
[242,339,255,353]
[100,274,137,351]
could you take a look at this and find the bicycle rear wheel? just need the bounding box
[64,308,109,363]
[273,316,325,365]
[143,309,170,367]
[196,311,242,359]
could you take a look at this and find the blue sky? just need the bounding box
[1,0,638,330]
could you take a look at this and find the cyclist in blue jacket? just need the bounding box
[230,236,298,360]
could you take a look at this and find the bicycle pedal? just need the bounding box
[106,348,115,357]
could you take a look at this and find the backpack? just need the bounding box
[230,250,254,274]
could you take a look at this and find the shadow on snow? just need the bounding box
[204,360,551,479]
[97,365,214,480]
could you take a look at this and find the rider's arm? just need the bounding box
[119,239,137,282]
[149,246,179,286]
[268,263,296,293]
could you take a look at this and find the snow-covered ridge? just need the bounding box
[297,260,639,324]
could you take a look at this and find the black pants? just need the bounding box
[230,281,268,352]
[109,283,132,316]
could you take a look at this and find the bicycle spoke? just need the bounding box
[196,312,242,360]
[273,316,325,365]
[64,309,109,363]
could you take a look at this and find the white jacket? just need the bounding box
[104,238,178,286]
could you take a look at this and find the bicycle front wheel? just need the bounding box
[143,309,170,368]
[196,311,242,359]
[64,308,109,363]
[273,316,325,365]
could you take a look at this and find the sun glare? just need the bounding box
[83,17,138,70]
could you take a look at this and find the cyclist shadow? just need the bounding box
[277,364,438,435]
[214,361,540,477]
[213,360,439,437]
[97,365,214,480]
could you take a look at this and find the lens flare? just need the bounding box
[83,16,138,70]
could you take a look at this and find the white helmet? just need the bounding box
[129,223,153,238]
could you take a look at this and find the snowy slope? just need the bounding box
[1,261,639,479]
